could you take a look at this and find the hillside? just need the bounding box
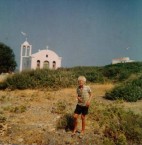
[0,83,142,144]
[0,62,142,144]
[1,62,142,90]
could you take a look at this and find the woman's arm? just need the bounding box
[86,92,92,107]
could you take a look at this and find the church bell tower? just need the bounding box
[20,39,32,71]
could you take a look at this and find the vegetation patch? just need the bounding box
[89,101,142,144]
[9,105,27,113]
[105,76,142,102]
[0,114,6,123]
[56,113,74,131]
[51,100,67,114]
[0,62,142,91]
[56,100,142,144]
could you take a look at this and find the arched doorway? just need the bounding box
[43,61,49,69]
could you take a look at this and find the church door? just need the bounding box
[43,61,49,69]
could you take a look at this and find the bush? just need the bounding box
[120,111,142,144]
[118,70,130,81]
[1,62,142,90]
[105,76,142,102]
[103,62,142,82]
[0,67,104,90]
[89,102,142,144]
[0,69,77,90]
[60,66,105,83]
[6,72,33,89]
[103,67,121,79]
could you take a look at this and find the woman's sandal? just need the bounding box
[79,132,84,139]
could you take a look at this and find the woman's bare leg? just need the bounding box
[73,113,79,134]
[81,114,86,134]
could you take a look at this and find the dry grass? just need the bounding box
[90,83,114,102]
[122,100,142,114]
[0,83,142,144]
[90,83,142,115]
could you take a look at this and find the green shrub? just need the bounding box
[131,76,142,87]
[0,69,77,90]
[120,111,142,144]
[116,133,127,145]
[103,137,115,145]
[85,71,104,83]
[87,100,142,144]
[90,102,142,144]
[118,70,130,81]
[6,72,34,89]
[103,62,142,82]
[105,76,142,102]
[69,66,105,83]
[103,67,121,79]
[1,62,142,90]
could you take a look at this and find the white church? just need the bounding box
[20,40,62,71]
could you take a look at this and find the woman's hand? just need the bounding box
[77,97,83,103]
[86,101,90,107]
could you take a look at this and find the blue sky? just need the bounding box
[0,0,142,69]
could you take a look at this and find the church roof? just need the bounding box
[22,40,30,46]
[31,49,61,59]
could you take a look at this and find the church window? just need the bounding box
[27,48,30,56]
[37,60,40,69]
[22,48,26,56]
[53,61,56,69]
[46,54,48,58]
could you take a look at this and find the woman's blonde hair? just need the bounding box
[78,76,86,82]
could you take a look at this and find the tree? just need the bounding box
[0,42,17,73]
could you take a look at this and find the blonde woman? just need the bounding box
[72,76,92,137]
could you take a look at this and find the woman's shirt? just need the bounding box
[77,85,91,106]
